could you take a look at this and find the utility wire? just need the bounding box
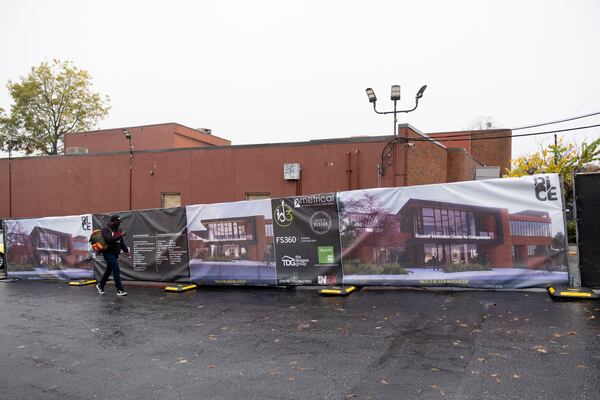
[407,123,600,143]
[511,110,600,130]
[424,110,600,140]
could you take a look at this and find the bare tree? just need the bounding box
[467,115,500,130]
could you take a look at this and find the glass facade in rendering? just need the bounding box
[509,220,551,237]
[413,207,477,236]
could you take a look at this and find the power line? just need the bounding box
[425,110,600,140]
[408,123,600,143]
[511,110,600,130]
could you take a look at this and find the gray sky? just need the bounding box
[1,0,599,157]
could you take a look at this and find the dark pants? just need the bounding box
[99,252,124,291]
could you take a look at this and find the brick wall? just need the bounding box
[64,123,230,154]
[0,138,396,218]
[429,129,512,175]
[0,126,509,219]
[447,148,482,182]
[401,127,448,186]
[470,130,512,175]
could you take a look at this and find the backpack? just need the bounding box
[89,229,108,252]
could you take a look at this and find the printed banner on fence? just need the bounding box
[2,174,572,288]
[186,199,276,285]
[271,193,342,285]
[4,214,94,280]
[338,174,569,288]
[186,199,277,285]
[92,208,190,282]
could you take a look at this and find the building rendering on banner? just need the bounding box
[7,226,90,269]
[0,122,511,219]
[188,215,274,264]
[343,199,560,269]
[187,198,560,273]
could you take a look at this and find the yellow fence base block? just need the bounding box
[164,283,198,293]
[548,286,599,300]
[69,279,98,286]
[319,285,357,296]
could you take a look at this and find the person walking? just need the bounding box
[96,215,130,296]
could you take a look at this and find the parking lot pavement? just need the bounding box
[0,281,599,400]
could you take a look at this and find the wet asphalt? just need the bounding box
[0,281,599,400]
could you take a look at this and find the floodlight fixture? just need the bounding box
[391,85,401,101]
[123,129,131,139]
[364,83,429,183]
[366,88,377,103]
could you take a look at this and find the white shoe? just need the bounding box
[96,284,105,294]
[116,290,128,296]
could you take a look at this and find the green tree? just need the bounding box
[504,136,600,203]
[0,106,6,143]
[2,60,110,155]
[0,106,21,153]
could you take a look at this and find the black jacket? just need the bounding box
[101,225,129,255]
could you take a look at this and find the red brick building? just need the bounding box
[0,123,511,219]
[64,122,230,153]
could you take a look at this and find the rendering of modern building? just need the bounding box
[188,215,274,264]
[509,210,555,268]
[7,227,90,269]
[0,122,512,219]
[344,199,558,269]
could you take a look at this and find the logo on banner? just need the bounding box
[293,193,335,208]
[317,275,336,285]
[275,236,297,244]
[81,216,91,231]
[317,246,335,263]
[534,176,558,201]
[274,200,294,227]
[310,211,332,234]
[281,255,309,267]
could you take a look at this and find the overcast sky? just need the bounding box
[1,0,599,157]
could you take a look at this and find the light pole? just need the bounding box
[123,129,133,210]
[365,84,427,185]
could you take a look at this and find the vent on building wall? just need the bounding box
[196,128,212,134]
[66,147,88,155]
